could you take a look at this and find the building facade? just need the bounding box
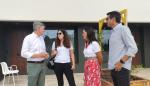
[0,0,150,76]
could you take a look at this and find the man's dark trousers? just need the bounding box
[111,68,130,86]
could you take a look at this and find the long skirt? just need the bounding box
[84,58,101,86]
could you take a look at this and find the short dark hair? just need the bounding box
[83,27,98,44]
[107,11,121,23]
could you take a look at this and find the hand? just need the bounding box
[53,50,57,55]
[32,53,49,58]
[71,64,75,70]
[40,52,49,58]
[115,61,123,71]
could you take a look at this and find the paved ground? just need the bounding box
[0,73,84,86]
[1,68,150,86]
[131,68,150,80]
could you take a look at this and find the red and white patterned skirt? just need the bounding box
[84,58,101,86]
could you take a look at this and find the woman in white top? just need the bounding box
[82,27,103,86]
[51,30,76,86]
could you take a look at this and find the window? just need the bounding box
[102,27,112,68]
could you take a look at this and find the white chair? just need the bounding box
[0,62,19,86]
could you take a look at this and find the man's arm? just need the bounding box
[115,27,138,71]
[21,37,34,58]
[21,37,48,59]
[121,27,138,61]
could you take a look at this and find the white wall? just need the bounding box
[0,0,149,22]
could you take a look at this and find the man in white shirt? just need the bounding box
[106,11,138,86]
[21,22,49,86]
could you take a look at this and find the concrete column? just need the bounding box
[76,28,85,73]
[143,28,150,67]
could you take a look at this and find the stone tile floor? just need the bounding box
[131,68,150,80]
[0,73,84,86]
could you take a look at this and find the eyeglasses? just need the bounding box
[57,32,62,35]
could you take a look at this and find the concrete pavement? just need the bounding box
[0,73,84,86]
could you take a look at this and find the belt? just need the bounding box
[27,60,44,63]
[85,57,96,60]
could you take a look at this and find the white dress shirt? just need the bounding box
[83,41,101,58]
[21,32,46,61]
[109,23,138,70]
[52,42,73,63]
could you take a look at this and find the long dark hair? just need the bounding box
[84,27,98,44]
[55,29,71,48]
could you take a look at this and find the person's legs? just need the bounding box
[64,63,76,86]
[54,63,64,86]
[84,59,101,86]
[111,69,119,86]
[27,63,40,86]
[84,60,92,86]
[111,68,130,86]
[37,63,46,86]
[90,60,101,86]
[117,68,130,86]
